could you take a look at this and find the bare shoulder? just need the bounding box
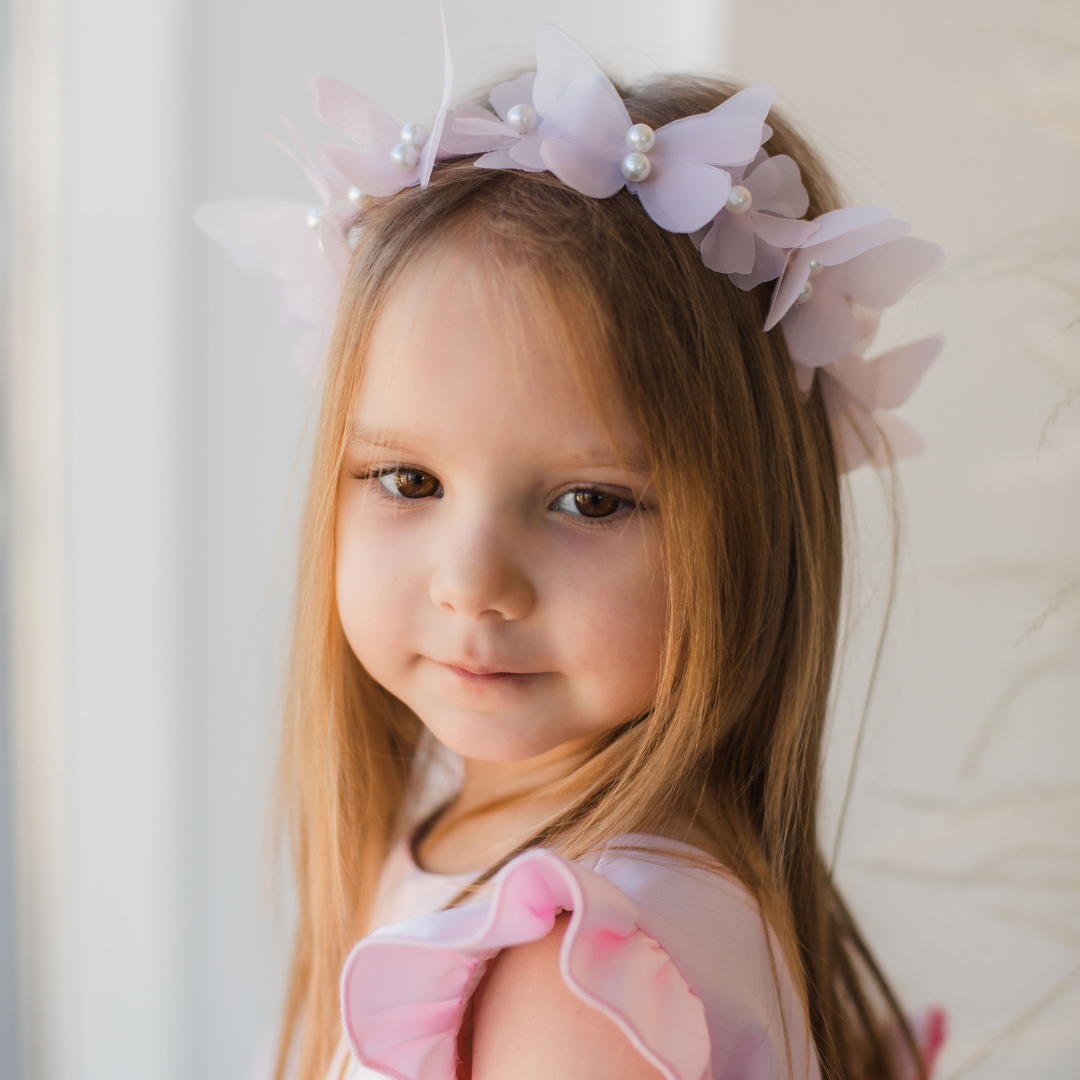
[470,913,664,1080]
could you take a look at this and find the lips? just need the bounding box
[435,659,546,685]
[448,660,518,675]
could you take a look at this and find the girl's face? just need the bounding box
[335,249,667,763]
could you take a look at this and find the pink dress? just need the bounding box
[322,740,945,1080]
[333,834,828,1080]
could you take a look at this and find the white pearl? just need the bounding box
[306,207,321,230]
[399,123,428,148]
[726,185,752,214]
[390,142,420,170]
[506,104,537,134]
[621,151,651,183]
[348,186,375,210]
[796,281,814,305]
[625,123,655,153]
[808,259,824,277]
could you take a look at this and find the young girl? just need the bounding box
[199,24,946,1080]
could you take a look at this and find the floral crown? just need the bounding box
[196,21,944,473]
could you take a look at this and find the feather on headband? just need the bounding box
[195,20,944,472]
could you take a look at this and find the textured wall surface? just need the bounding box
[730,3,1080,1078]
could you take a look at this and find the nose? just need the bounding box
[429,519,536,621]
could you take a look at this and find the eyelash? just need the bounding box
[352,466,638,526]
[353,465,444,502]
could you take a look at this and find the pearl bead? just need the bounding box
[399,123,428,148]
[390,142,420,170]
[796,281,814,305]
[625,123,655,153]
[808,259,824,277]
[306,207,321,230]
[506,104,537,134]
[348,186,375,210]
[621,151,651,183]
[726,186,752,214]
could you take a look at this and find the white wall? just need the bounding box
[7,3,727,1079]
[10,0,194,1075]
[0,1,22,1070]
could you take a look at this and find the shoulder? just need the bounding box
[469,912,664,1080]
[339,843,818,1080]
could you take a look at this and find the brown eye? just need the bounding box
[378,469,442,499]
[551,488,626,519]
[575,490,620,517]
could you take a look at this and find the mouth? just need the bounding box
[435,660,547,686]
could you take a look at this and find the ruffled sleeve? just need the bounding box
[339,847,711,1080]
[338,837,948,1080]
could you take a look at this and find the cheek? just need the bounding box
[334,490,424,673]
[545,525,667,718]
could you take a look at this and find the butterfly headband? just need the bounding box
[196,21,945,472]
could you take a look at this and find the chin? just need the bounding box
[422,712,571,763]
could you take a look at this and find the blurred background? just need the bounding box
[1,0,1077,1078]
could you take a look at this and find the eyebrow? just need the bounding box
[345,429,427,458]
[346,428,652,476]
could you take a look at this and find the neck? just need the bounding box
[417,737,594,874]
[456,738,593,813]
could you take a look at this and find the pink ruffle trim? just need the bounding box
[340,847,711,1080]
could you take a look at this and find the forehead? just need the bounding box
[353,247,643,467]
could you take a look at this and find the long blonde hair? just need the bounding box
[275,75,922,1080]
